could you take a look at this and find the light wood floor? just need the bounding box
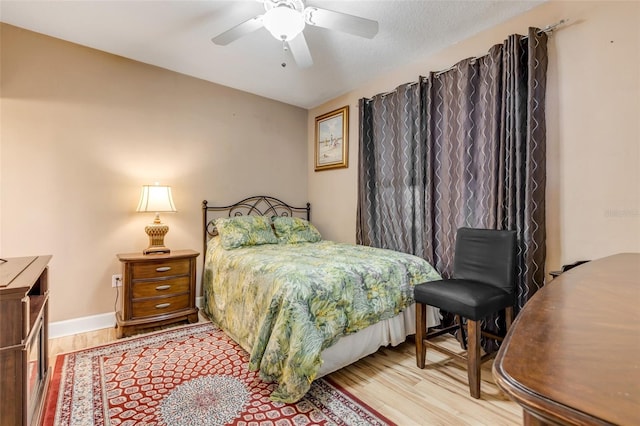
[49,318,522,426]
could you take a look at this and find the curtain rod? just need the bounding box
[432,19,567,77]
[366,19,568,100]
[535,19,568,37]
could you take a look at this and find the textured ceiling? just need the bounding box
[0,0,543,109]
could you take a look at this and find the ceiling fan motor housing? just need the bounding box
[263,0,305,13]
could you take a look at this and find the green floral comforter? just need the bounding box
[203,238,441,402]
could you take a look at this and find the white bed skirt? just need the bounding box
[317,303,440,377]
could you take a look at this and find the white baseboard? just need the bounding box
[49,312,116,339]
[49,296,205,339]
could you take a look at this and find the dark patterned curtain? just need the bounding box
[357,28,548,350]
[357,83,427,256]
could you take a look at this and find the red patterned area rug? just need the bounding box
[44,323,394,426]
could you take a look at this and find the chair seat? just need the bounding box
[415,279,514,321]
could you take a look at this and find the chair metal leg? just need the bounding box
[454,314,467,349]
[416,302,427,368]
[467,319,481,399]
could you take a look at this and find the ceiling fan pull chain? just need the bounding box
[281,39,288,68]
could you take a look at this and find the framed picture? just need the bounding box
[315,106,348,171]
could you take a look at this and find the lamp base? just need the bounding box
[143,222,171,255]
[143,246,171,255]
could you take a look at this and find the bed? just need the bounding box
[201,196,441,402]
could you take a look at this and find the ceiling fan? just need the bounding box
[211,0,379,68]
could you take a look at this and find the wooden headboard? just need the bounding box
[202,195,311,255]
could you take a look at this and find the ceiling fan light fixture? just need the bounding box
[263,5,305,41]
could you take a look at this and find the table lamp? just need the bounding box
[136,183,176,254]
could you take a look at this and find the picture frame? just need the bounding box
[315,105,348,171]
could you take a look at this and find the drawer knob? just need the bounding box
[155,303,171,309]
[155,285,171,291]
[156,266,172,272]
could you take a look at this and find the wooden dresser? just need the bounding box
[116,250,199,338]
[0,255,52,426]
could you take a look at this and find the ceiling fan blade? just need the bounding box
[211,16,264,46]
[304,7,378,39]
[288,33,313,68]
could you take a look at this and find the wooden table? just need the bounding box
[493,253,640,425]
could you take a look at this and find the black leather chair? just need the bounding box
[414,227,517,399]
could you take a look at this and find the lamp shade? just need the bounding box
[262,5,305,41]
[136,185,177,213]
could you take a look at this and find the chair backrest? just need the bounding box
[453,227,517,293]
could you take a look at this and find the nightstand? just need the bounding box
[115,249,199,338]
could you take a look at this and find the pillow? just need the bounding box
[214,216,278,249]
[272,216,322,244]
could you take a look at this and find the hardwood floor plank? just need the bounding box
[48,321,522,425]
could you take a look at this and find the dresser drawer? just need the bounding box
[131,258,189,279]
[132,276,190,299]
[131,293,190,319]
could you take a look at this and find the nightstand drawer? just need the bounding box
[132,276,190,299]
[131,293,190,318]
[131,258,189,279]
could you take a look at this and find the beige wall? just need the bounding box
[0,24,308,322]
[308,1,640,273]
